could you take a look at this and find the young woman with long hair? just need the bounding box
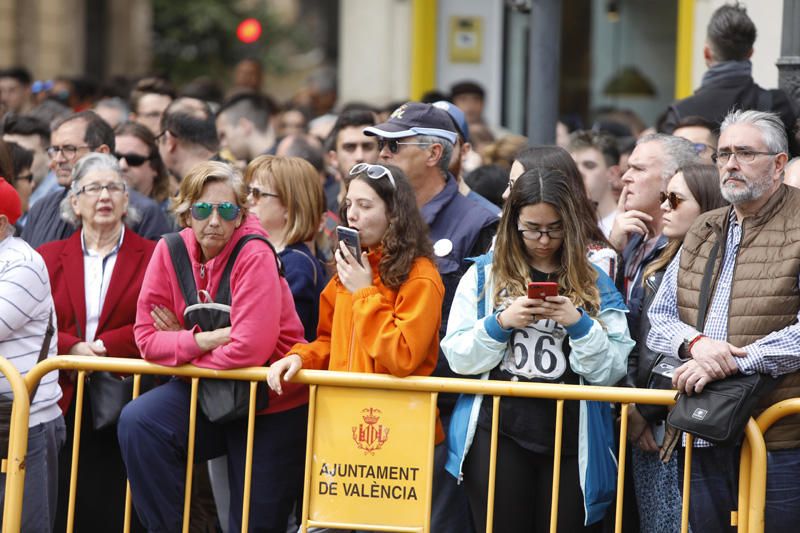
[268,163,444,405]
[442,168,634,532]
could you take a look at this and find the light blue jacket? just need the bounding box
[441,252,634,481]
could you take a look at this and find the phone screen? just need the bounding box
[336,226,362,265]
[527,282,558,299]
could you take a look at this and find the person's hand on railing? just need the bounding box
[267,354,303,395]
[150,305,182,331]
[687,336,744,380]
[193,327,232,352]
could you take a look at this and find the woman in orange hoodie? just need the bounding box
[268,162,444,404]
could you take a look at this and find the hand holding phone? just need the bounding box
[527,282,558,300]
[336,226,362,266]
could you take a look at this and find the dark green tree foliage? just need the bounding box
[151,0,312,85]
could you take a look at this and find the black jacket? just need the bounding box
[661,75,798,156]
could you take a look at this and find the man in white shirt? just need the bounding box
[0,180,64,530]
[568,130,622,238]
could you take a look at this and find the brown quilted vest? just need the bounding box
[677,184,800,449]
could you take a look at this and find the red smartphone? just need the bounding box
[528,282,559,299]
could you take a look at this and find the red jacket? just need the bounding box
[38,229,156,412]
[134,215,307,414]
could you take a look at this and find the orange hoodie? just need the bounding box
[290,249,445,442]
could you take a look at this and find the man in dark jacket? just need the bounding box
[21,111,171,248]
[365,102,498,533]
[659,4,798,156]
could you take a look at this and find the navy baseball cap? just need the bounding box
[432,100,470,143]
[364,102,458,144]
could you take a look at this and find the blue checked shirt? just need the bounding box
[647,210,800,446]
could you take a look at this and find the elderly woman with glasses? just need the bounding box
[118,161,308,533]
[37,152,156,533]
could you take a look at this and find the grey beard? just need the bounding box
[720,173,773,205]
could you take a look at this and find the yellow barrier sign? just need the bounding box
[308,386,436,529]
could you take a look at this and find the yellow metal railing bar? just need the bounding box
[299,384,316,533]
[549,399,564,533]
[11,355,771,533]
[0,357,31,533]
[681,434,693,533]
[241,380,259,532]
[123,373,143,533]
[66,371,85,533]
[423,392,438,533]
[182,377,199,533]
[485,395,501,533]
[615,403,630,533]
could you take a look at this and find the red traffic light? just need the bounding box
[237,18,262,44]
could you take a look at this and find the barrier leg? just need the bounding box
[737,438,751,532]
[549,400,564,533]
[745,420,766,533]
[240,381,258,533]
[0,358,31,533]
[123,374,143,533]
[66,371,86,533]
[182,378,199,533]
[423,392,438,533]
[681,435,693,533]
[614,404,629,533]
[299,385,317,533]
[485,396,501,533]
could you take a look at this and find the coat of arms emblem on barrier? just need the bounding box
[352,407,390,454]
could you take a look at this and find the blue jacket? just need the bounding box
[441,252,633,481]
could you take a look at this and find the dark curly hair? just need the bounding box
[340,164,433,290]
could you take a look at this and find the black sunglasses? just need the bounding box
[376,138,431,154]
[115,152,151,167]
[660,191,685,210]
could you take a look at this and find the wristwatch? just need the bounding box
[680,332,704,358]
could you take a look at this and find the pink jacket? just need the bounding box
[134,215,307,413]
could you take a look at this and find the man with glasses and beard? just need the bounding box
[648,110,800,532]
[365,102,498,533]
[21,111,171,248]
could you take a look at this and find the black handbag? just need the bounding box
[86,372,157,430]
[165,233,279,424]
[0,312,54,457]
[666,238,777,446]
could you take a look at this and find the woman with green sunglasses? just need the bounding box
[120,161,309,532]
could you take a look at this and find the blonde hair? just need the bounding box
[172,161,248,228]
[244,155,324,245]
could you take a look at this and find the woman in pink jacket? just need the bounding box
[117,161,308,533]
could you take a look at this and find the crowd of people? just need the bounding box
[1,3,800,533]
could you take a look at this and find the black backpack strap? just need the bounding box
[696,238,722,331]
[215,235,283,305]
[163,232,199,306]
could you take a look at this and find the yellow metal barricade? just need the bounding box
[0,357,32,533]
[6,355,770,533]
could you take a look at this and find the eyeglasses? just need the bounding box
[154,130,172,143]
[376,138,431,154]
[115,152,151,167]
[660,191,685,210]
[248,185,279,201]
[712,149,778,166]
[46,144,91,159]
[349,163,397,189]
[190,202,241,221]
[517,226,564,241]
[75,182,127,196]
[692,143,715,155]
[14,173,33,184]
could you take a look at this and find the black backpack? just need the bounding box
[163,232,283,423]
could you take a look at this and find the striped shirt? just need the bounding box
[647,210,800,446]
[0,235,62,427]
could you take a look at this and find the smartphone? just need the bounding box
[528,282,559,299]
[336,226,362,265]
